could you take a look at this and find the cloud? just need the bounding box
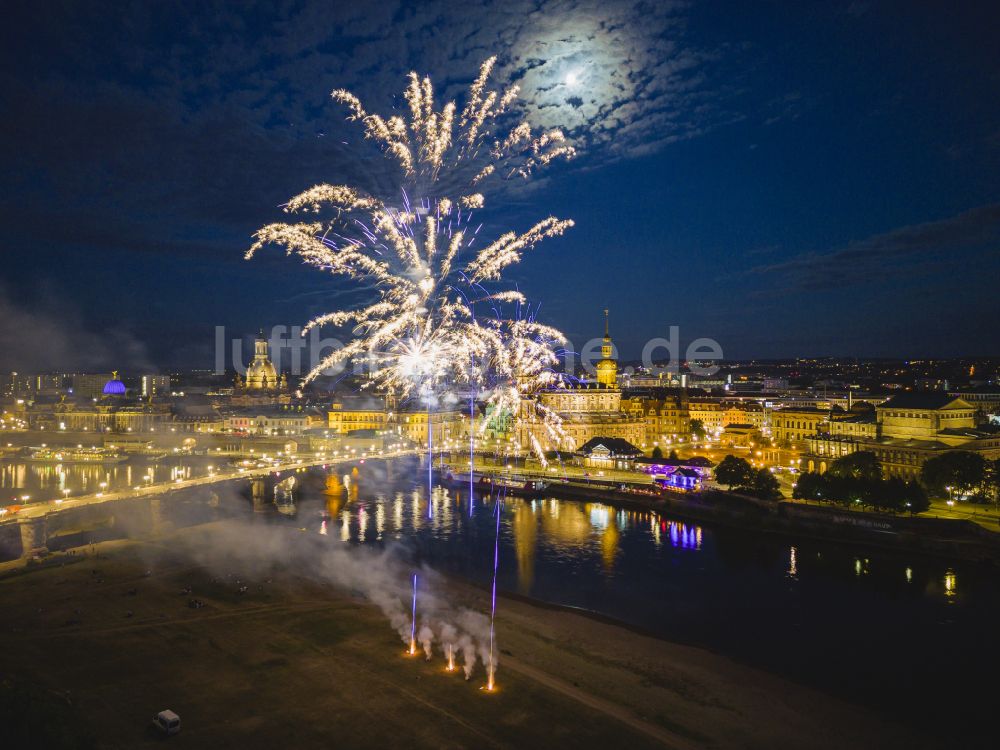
[746,203,1000,290]
[0,283,154,373]
[0,0,742,301]
[494,0,721,157]
[1,1,726,199]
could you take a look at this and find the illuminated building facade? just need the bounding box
[720,423,761,447]
[687,399,767,438]
[828,410,879,439]
[876,393,976,441]
[225,408,310,435]
[519,339,646,451]
[948,387,1000,422]
[70,373,115,399]
[687,400,725,434]
[772,407,829,449]
[141,374,171,397]
[396,407,465,447]
[38,399,173,433]
[328,397,388,434]
[805,393,1000,479]
[621,394,690,447]
[575,436,642,469]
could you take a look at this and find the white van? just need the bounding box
[152,710,181,736]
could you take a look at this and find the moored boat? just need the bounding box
[23,447,128,464]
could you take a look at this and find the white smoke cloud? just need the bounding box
[177,516,498,682]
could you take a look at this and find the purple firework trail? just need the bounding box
[487,491,503,690]
[410,572,418,655]
[469,388,476,517]
[427,414,433,519]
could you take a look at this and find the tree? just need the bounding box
[817,474,845,505]
[668,449,679,461]
[920,451,986,498]
[690,419,706,440]
[962,456,1000,504]
[793,471,828,501]
[903,481,930,515]
[650,445,663,459]
[715,454,754,491]
[827,451,883,482]
[747,468,782,500]
[986,458,1000,507]
[876,477,908,513]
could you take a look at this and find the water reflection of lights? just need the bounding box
[589,505,610,529]
[854,558,870,576]
[410,490,422,527]
[787,546,798,578]
[664,520,702,550]
[513,502,538,593]
[905,567,913,583]
[944,569,957,598]
[600,520,619,570]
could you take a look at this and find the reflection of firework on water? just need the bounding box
[246,58,575,410]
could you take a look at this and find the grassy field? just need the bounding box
[0,523,931,749]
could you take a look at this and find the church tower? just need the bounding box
[596,309,618,388]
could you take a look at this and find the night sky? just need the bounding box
[2,0,999,372]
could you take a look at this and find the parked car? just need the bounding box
[152,710,181,736]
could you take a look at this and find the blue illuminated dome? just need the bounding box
[103,372,126,396]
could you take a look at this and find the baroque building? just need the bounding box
[243,333,287,392]
[517,314,645,452]
[805,393,1000,479]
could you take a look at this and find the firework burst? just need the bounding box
[247,59,575,454]
[330,56,576,205]
[474,309,570,464]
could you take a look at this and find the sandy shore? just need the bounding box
[0,521,938,749]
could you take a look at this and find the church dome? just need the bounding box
[245,332,281,390]
[103,373,126,396]
[246,358,278,383]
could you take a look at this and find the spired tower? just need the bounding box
[596,309,618,388]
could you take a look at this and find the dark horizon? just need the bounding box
[2,1,999,372]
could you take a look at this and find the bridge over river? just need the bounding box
[1,450,418,560]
